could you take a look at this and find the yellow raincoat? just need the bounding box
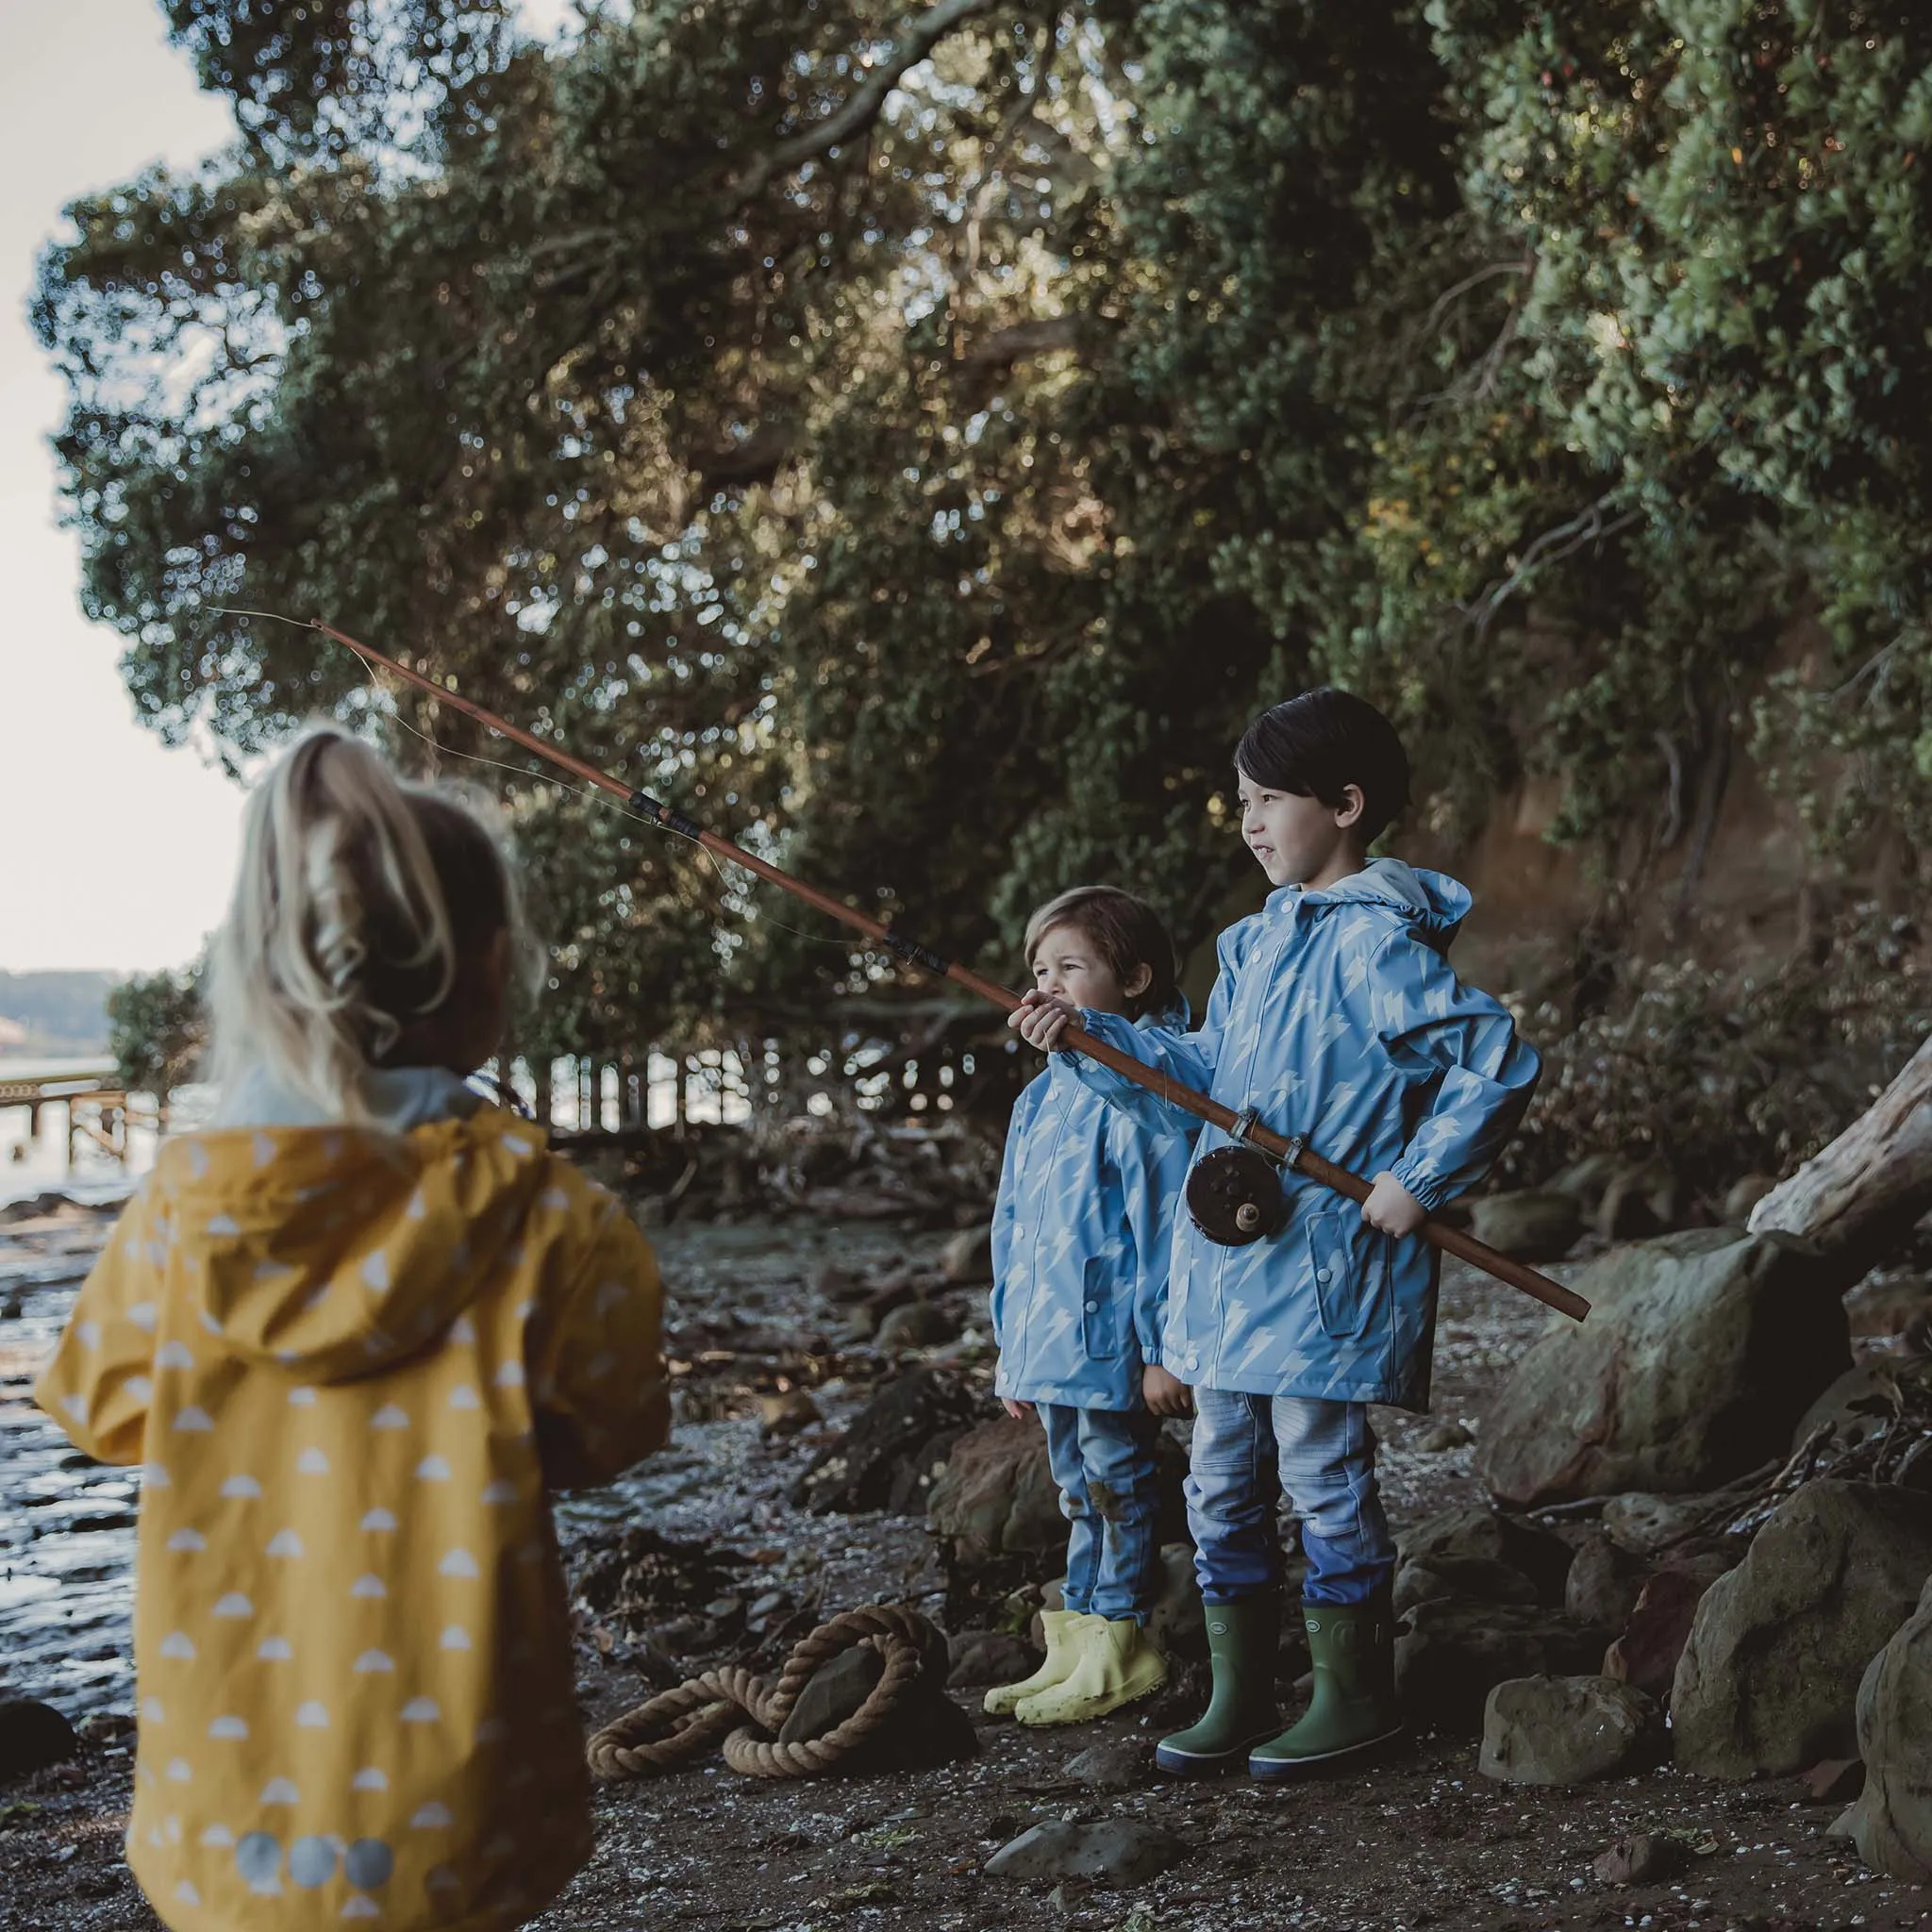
[35,1107,669,1932]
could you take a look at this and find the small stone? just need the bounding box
[985,1819,1185,1885]
[1602,1553,1737,1701]
[1801,1756,1865,1803]
[940,1225,993,1285]
[876,1300,960,1351]
[1592,1831,1689,1886]
[1564,1533,1650,1629]
[0,1700,78,1783]
[1600,1491,1723,1555]
[758,1391,823,1438]
[1062,1740,1149,1790]
[1723,1173,1778,1224]
[1395,1601,1613,1732]
[777,1647,886,1744]
[1411,1418,1474,1454]
[1146,1542,1206,1657]
[1479,1674,1663,1785]
[702,1596,743,1621]
[1845,1274,1932,1341]
[815,1262,863,1303]
[946,1631,1038,1690]
[1468,1190,1583,1262]
[1396,1505,1574,1606]
[1393,1555,1541,1619]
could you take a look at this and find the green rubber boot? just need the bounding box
[1247,1595,1403,1778]
[1154,1594,1281,1777]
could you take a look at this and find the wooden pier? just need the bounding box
[0,1062,158,1165]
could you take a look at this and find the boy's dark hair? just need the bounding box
[1024,886,1180,1022]
[1235,688,1412,843]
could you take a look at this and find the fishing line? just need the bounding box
[205,604,858,955]
[202,606,1588,1319]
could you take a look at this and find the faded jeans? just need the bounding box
[1186,1389,1394,1606]
[1038,1404,1164,1623]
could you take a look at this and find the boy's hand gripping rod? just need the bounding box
[312,619,1588,1323]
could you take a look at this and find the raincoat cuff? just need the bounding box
[1388,1157,1451,1215]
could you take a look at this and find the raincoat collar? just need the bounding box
[1264,858,1472,952]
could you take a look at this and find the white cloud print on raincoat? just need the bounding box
[991,998,1199,1412]
[1068,860,1541,1410]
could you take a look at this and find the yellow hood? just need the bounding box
[153,1112,550,1383]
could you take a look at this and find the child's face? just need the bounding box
[1238,771,1366,889]
[1030,924,1150,1018]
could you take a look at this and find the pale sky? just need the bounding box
[0,5,240,974]
[0,0,575,977]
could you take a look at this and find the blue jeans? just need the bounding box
[1186,1390,1394,1606]
[1038,1404,1164,1623]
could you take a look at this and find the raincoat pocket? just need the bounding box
[1306,1210,1386,1345]
[1080,1257,1124,1359]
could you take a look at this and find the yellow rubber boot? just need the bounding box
[983,1608,1091,1717]
[1015,1616,1168,1725]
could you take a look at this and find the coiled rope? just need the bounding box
[586,1602,949,1781]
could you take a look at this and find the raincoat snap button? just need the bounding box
[1315,1267,1333,1284]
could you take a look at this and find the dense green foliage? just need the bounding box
[107,966,205,1103]
[37,0,1932,1062]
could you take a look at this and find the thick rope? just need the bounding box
[586,1603,949,1782]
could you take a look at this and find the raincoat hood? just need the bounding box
[1299,858,1472,952]
[150,1108,550,1383]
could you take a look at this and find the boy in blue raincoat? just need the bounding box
[1013,691,1540,1776]
[985,887,1199,1724]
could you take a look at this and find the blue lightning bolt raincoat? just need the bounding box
[991,1000,1199,1411]
[1068,860,1540,1409]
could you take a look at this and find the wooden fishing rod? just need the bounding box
[308,617,1588,1324]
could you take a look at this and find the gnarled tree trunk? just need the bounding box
[1749,1034,1932,1268]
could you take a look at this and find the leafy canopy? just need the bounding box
[38,0,1932,1056]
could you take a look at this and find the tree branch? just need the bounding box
[733,0,1000,204]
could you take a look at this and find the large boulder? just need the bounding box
[1478,1674,1663,1786]
[927,1418,1067,1561]
[1479,1230,1852,1508]
[1673,1479,1932,1777]
[1840,1574,1932,1879]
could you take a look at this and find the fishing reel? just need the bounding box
[1186,1109,1302,1247]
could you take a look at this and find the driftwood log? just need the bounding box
[1750,1034,1932,1265]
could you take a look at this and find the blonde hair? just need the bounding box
[208,725,526,1121]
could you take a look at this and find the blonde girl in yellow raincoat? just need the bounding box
[36,727,671,1932]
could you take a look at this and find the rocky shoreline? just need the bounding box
[6,1193,1932,1930]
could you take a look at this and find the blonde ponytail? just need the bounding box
[208,725,523,1122]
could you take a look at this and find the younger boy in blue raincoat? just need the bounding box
[1012,691,1541,1777]
[985,886,1199,1725]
